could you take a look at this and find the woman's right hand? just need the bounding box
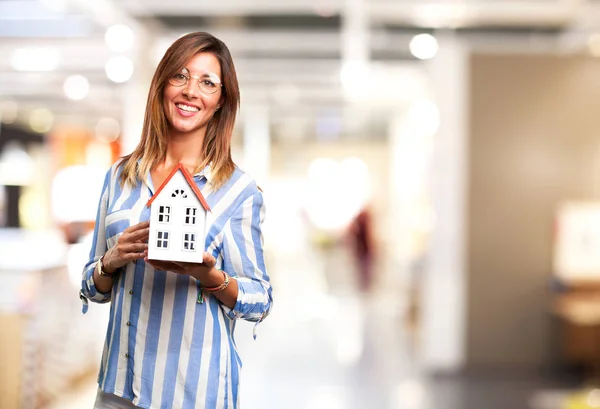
[103,221,150,273]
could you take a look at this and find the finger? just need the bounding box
[134,220,151,229]
[116,251,146,263]
[124,221,150,234]
[131,252,147,260]
[119,243,148,254]
[128,227,150,242]
[104,245,145,268]
[117,231,148,247]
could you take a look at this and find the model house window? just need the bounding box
[158,205,171,223]
[183,233,196,251]
[157,231,169,249]
[185,207,197,225]
[171,188,188,198]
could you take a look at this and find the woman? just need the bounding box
[80,32,273,409]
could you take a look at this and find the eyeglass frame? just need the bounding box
[167,71,223,95]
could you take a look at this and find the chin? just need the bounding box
[171,120,207,135]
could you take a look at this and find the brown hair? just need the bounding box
[119,32,240,190]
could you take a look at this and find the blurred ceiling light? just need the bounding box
[409,33,439,60]
[105,56,134,83]
[588,33,600,57]
[408,99,440,137]
[0,100,18,124]
[340,60,371,101]
[63,74,90,100]
[11,47,60,72]
[94,117,121,143]
[105,24,135,52]
[29,108,54,133]
[0,141,34,186]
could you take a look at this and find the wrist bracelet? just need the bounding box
[97,255,116,277]
[203,271,230,293]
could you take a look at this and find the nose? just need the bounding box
[182,77,200,99]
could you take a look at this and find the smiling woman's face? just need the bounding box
[162,52,223,138]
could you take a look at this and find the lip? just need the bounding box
[174,101,200,117]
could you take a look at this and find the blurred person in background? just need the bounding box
[79,32,273,409]
[347,206,376,292]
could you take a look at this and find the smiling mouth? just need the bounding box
[176,103,199,113]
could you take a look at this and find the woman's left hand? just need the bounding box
[144,251,223,286]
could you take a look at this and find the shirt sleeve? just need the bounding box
[220,190,273,325]
[79,170,112,312]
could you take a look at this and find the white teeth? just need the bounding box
[176,103,199,112]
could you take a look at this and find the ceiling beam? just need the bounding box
[121,0,579,28]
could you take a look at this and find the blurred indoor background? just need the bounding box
[3,0,600,408]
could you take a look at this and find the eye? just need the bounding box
[173,73,187,80]
[202,80,216,88]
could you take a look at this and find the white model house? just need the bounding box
[146,163,211,263]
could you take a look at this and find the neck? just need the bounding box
[164,128,206,170]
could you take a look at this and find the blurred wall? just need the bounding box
[467,54,600,369]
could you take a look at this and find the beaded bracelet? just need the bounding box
[203,271,231,293]
[197,271,231,303]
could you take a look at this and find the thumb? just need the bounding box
[203,252,216,266]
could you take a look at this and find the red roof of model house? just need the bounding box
[146,163,211,211]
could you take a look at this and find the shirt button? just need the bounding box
[125,353,130,358]
[129,290,133,295]
[126,321,131,326]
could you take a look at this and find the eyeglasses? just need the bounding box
[168,72,222,95]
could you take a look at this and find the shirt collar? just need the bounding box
[138,159,213,187]
[194,163,213,183]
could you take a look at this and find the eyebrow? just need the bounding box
[181,67,218,79]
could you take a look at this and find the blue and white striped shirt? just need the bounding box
[80,161,273,409]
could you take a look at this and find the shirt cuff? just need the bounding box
[219,277,271,326]
[82,262,112,306]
